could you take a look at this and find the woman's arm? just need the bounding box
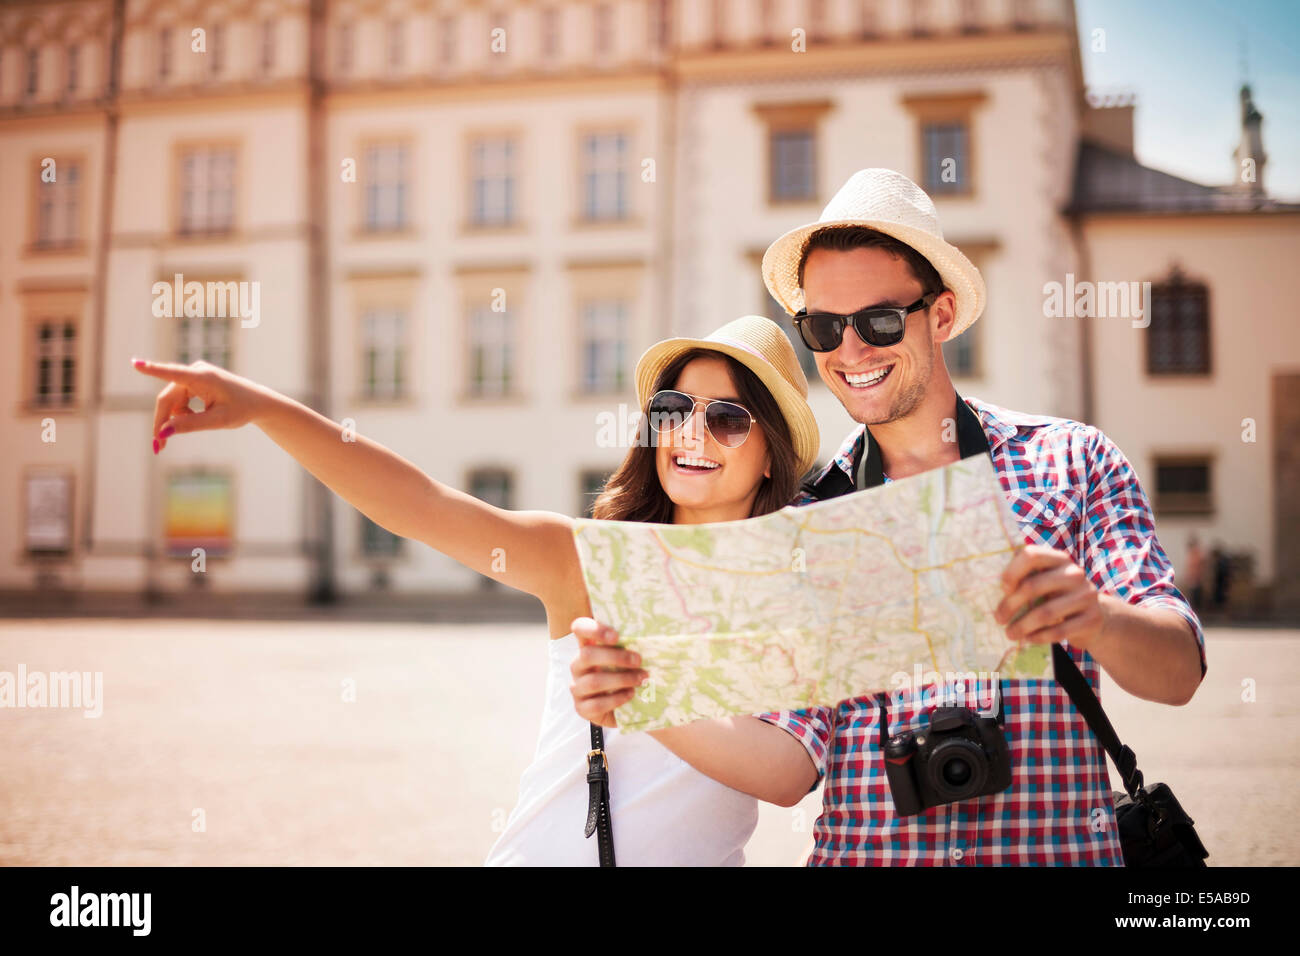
[134,357,582,603]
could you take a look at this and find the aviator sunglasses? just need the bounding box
[646,389,757,449]
[794,291,939,352]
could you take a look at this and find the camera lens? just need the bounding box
[943,757,972,788]
[925,738,989,801]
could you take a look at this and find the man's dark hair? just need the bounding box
[796,226,945,298]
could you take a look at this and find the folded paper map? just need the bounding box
[572,453,1054,732]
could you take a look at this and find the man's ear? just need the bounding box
[932,289,958,342]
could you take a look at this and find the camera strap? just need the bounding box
[1050,643,1145,799]
[583,722,616,866]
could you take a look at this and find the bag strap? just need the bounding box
[1051,643,1145,798]
[583,722,616,867]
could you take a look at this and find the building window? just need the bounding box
[468,304,513,397]
[35,159,81,247]
[260,20,276,73]
[758,0,776,44]
[177,314,232,368]
[541,7,560,59]
[25,48,39,97]
[337,21,354,73]
[1153,456,1213,515]
[809,0,829,41]
[761,281,818,382]
[922,121,970,194]
[942,321,980,378]
[579,469,611,518]
[66,46,79,93]
[438,15,456,66]
[470,136,516,227]
[580,300,628,393]
[1147,272,1211,375]
[360,309,406,400]
[469,468,513,509]
[386,19,404,72]
[363,143,409,232]
[860,0,880,37]
[755,101,832,205]
[650,0,670,50]
[31,318,78,407]
[157,28,171,82]
[178,146,236,235]
[487,9,509,63]
[209,23,225,76]
[360,514,403,557]
[164,472,233,558]
[1012,0,1036,30]
[770,129,816,202]
[468,468,513,589]
[941,247,987,377]
[25,473,74,555]
[903,92,985,197]
[593,3,614,57]
[580,132,628,222]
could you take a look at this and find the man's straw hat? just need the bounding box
[635,316,821,475]
[761,168,986,339]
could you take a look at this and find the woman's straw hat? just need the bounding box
[761,168,986,339]
[634,316,821,475]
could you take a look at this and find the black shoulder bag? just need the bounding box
[1052,644,1209,866]
[584,723,616,866]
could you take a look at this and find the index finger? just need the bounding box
[131,357,200,384]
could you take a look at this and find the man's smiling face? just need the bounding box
[801,245,951,427]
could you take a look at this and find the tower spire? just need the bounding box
[1233,82,1266,196]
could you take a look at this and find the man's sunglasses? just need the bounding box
[793,292,939,352]
[646,389,756,448]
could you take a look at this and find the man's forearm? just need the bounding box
[648,716,818,806]
[1088,597,1204,705]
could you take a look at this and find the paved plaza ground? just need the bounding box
[0,618,1294,866]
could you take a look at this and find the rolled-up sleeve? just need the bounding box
[1083,428,1208,678]
[756,705,835,791]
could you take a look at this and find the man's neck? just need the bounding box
[865,383,963,481]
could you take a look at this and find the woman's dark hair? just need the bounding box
[591,349,800,523]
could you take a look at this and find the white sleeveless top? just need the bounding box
[484,633,758,866]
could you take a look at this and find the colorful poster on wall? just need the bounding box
[165,472,232,557]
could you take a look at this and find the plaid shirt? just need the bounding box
[758,396,1206,866]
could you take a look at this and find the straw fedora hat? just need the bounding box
[761,168,986,339]
[634,316,821,475]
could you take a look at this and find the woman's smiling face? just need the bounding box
[654,355,772,525]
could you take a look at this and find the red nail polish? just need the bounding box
[153,438,159,454]
[159,424,174,439]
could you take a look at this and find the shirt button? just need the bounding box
[950,847,964,862]
[1045,509,1056,520]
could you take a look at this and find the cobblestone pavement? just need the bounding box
[0,619,1293,866]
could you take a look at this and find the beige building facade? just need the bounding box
[1,0,1295,615]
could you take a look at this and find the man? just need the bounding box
[570,168,1206,865]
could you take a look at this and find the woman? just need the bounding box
[132,314,820,865]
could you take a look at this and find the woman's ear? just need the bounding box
[764,453,772,480]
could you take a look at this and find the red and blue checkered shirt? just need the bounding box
[758,396,1207,866]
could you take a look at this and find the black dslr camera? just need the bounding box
[880,693,1013,817]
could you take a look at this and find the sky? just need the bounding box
[1075,0,1300,200]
